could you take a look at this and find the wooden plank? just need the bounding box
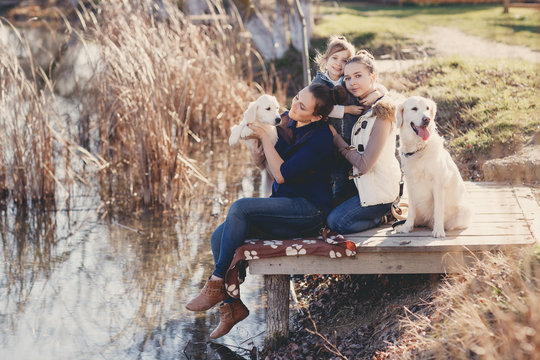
[513,186,540,242]
[351,234,535,252]
[349,222,532,238]
[471,213,533,222]
[249,251,482,275]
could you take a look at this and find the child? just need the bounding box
[312,36,388,205]
[312,35,362,122]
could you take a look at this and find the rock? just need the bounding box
[482,141,540,184]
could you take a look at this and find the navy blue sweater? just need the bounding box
[271,112,333,215]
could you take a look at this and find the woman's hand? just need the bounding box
[360,89,383,107]
[344,105,363,115]
[328,124,338,136]
[247,123,270,141]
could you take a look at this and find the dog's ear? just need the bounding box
[243,101,258,124]
[395,102,404,129]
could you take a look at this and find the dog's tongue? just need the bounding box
[417,126,430,141]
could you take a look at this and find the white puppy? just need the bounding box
[229,94,281,197]
[395,96,471,238]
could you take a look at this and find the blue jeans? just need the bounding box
[331,177,357,208]
[327,195,391,234]
[211,197,325,278]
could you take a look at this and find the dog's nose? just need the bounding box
[422,116,431,126]
[274,117,281,125]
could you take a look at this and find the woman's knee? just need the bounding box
[227,198,251,220]
[326,210,347,233]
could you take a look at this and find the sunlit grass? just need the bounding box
[314,3,540,52]
[380,57,539,177]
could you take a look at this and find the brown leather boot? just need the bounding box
[209,300,249,339]
[185,277,228,311]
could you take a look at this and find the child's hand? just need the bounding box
[360,89,383,107]
[344,105,363,115]
[328,124,338,136]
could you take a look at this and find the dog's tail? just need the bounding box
[229,124,242,146]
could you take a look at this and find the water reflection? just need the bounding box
[0,143,267,360]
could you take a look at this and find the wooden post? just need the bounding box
[503,0,510,13]
[264,274,290,347]
[294,0,311,87]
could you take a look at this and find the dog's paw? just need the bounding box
[395,224,413,234]
[432,227,445,238]
[240,126,253,139]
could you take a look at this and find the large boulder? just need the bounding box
[482,134,540,184]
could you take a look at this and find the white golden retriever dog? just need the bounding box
[395,96,471,238]
[229,94,281,197]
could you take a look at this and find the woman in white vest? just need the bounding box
[326,51,401,234]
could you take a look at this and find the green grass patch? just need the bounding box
[313,3,540,52]
[383,57,539,177]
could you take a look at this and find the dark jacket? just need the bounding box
[311,72,362,200]
[271,112,333,215]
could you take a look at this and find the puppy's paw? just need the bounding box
[432,227,445,238]
[395,223,413,234]
[240,126,253,139]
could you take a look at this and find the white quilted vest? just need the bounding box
[350,108,401,207]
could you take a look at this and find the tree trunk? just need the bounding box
[289,0,312,52]
[264,274,290,347]
[293,0,311,87]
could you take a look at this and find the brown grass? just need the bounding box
[0,25,58,204]
[386,248,540,360]
[73,0,265,211]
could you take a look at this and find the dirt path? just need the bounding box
[420,26,539,63]
[378,25,539,73]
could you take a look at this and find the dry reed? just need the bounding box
[75,0,262,210]
[387,248,540,360]
[0,25,58,204]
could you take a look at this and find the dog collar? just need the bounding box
[402,145,426,157]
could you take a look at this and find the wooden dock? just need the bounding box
[248,182,539,345]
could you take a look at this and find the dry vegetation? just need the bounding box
[387,248,540,360]
[0,28,59,204]
[76,0,263,211]
[0,0,272,211]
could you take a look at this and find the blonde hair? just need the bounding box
[315,35,355,73]
[346,49,377,75]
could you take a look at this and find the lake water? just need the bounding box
[0,18,273,359]
[0,141,268,360]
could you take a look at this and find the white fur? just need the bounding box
[229,94,281,197]
[395,96,471,238]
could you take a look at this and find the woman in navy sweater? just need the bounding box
[186,83,346,339]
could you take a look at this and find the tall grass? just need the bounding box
[0,27,58,204]
[387,248,540,359]
[74,0,263,210]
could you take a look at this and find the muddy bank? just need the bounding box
[260,274,440,359]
